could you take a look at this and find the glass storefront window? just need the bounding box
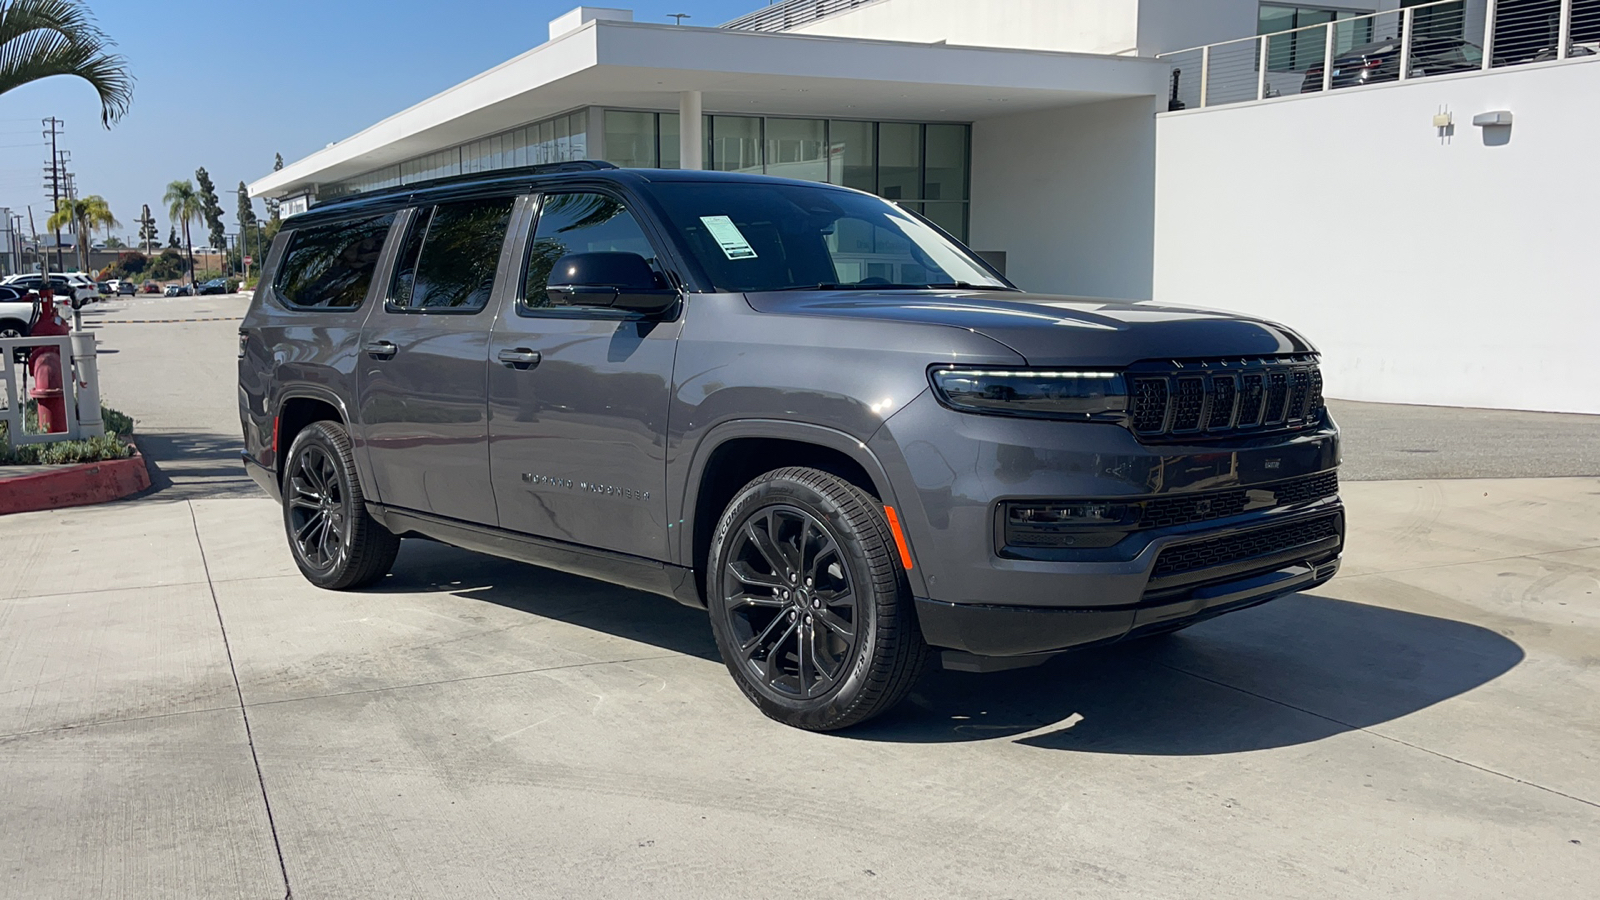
[764,118,826,183]
[711,116,763,173]
[877,122,921,202]
[605,110,657,168]
[659,113,680,169]
[827,120,875,192]
[923,124,968,202]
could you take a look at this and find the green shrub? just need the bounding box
[0,401,137,466]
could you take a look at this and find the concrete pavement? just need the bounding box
[0,293,1596,898]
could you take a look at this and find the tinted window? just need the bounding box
[274,214,394,310]
[389,197,514,312]
[648,182,1006,294]
[522,192,658,310]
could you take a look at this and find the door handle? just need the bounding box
[365,340,398,359]
[498,348,542,370]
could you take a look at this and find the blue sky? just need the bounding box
[0,0,762,244]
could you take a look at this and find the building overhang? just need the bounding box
[250,19,1168,200]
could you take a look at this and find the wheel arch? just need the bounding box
[678,420,926,603]
[275,389,351,488]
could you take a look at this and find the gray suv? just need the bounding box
[239,161,1342,731]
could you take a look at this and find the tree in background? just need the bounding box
[163,179,201,284]
[166,226,177,249]
[0,0,134,128]
[266,152,283,222]
[195,166,225,250]
[137,204,157,253]
[148,247,184,280]
[45,193,116,271]
[235,181,260,275]
[103,234,124,249]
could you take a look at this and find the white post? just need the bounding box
[1199,45,1211,108]
[69,331,102,437]
[1322,23,1336,92]
[1559,0,1573,60]
[679,90,703,170]
[1483,0,1498,70]
[1258,34,1270,100]
[1399,7,1415,81]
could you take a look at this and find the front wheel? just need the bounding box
[707,467,929,731]
[281,421,400,590]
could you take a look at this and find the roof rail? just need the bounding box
[310,160,621,210]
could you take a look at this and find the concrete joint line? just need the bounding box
[1155,660,1600,812]
[245,652,684,711]
[189,502,294,900]
[0,704,244,742]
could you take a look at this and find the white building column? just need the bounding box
[679,90,703,170]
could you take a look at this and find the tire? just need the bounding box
[281,420,400,590]
[707,467,929,731]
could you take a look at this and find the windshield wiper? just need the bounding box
[923,281,1016,291]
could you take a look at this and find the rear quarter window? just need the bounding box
[273,214,395,310]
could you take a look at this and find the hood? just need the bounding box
[743,290,1314,366]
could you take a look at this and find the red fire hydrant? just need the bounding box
[28,289,70,434]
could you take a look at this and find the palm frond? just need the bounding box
[0,0,133,127]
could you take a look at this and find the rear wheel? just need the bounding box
[708,467,928,731]
[281,421,399,590]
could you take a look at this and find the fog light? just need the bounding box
[1003,501,1135,550]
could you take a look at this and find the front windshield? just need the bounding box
[648,181,1011,293]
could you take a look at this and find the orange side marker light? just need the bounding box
[883,505,915,571]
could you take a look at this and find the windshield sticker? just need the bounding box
[700,216,758,260]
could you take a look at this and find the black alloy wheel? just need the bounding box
[287,443,346,571]
[721,504,860,701]
[708,467,928,731]
[281,421,399,590]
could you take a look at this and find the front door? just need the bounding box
[357,196,517,524]
[488,190,681,560]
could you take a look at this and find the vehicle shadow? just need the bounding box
[850,593,1524,753]
[134,430,260,501]
[370,540,1522,755]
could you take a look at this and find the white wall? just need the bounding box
[789,0,1143,56]
[1154,60,1600,414]
[972,96,1160,300]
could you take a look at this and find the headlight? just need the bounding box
[929,367,1128,420]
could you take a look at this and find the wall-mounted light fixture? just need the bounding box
[1473,111,1513,127]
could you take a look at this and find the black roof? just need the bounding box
[293,160,862,226]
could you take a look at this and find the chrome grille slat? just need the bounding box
[1128,357,1324,442]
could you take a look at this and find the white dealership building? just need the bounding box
[252,0,1600,414]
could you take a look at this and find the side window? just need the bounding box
[388,196,515,312]
[522,192,658,310]
[274,214,394,310]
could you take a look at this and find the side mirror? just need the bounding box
[546,252,677,313]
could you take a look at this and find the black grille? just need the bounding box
[1128,357,1324,442]
[1137,472,1338,529]
[1152,514,1341,578]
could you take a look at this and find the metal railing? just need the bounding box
[724,0,877,32]
[0,332,104,446]
[1161,0,1598,111]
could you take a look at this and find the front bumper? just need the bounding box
[917,548,1341,658]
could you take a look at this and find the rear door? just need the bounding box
[486,189,682,559]
[356,195,517,525]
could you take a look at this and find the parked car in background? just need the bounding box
[164,283,195,297]
[198,277,230,295]
[141,280,161,294]
[0,284,36,340]
[1302,37,1489,91]
[116,280,137,296]
[96,281,113,295]
[7,273,97,308]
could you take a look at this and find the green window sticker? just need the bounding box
[699,215,758,260]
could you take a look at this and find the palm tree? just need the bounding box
[45,193,116,271]
[0,0,133,127]
[164,179,201,285]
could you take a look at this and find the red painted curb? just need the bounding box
[0,450,152,516]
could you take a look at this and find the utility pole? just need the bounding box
[42,117,65,273]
